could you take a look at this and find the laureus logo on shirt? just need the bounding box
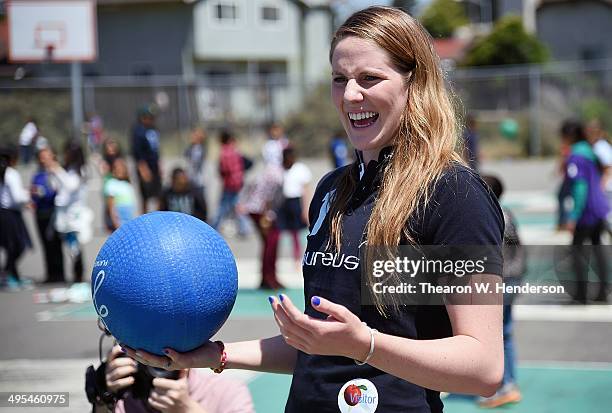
[337,379,379,413]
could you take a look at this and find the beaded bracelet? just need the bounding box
[354,325,377,366]
[211,341,227,373]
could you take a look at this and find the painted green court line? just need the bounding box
[247,366,612,413]
[229,289,305,318]
[38,289,305,321]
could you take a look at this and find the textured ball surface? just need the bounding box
[91,211,238,355]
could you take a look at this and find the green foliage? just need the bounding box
[462,16,549,66]
[420,0,468,39]
[577,98,612,132]
[283,83,343,157]
[0,89,73,150]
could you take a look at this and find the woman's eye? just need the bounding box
[333,76,347,84]
[364,75,379,81]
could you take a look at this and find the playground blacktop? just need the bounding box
[1,158,612,412]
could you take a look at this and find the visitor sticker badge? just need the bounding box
[337,378,379,413]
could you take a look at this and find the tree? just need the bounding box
[284,83,343,157]
[462,16,549,66]
[392,0,418,16]
[420,0,468,38]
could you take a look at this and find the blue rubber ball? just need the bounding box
[91,211,238,355]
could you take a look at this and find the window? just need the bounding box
[261,6,280,22]
[215,3,238,21]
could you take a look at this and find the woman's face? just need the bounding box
[38,149,54,168]
[331,37,409,162]
[104,140,118,156]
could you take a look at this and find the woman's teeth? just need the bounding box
[348,111,378,121]
[348,111,379,128]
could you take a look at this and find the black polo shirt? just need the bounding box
[285,148,504,413]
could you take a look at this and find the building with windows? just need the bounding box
[0,0,334,122]
[190,0,334,120]
[456,0,612,61]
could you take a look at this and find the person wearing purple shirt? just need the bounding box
[31,147,65,283]
[564,124,610,303]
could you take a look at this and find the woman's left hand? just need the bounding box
[270,294,371,362]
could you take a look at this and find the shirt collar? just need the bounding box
[355,146,394,181]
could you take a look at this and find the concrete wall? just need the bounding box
[304,8,332,84]
[86,3,193,76]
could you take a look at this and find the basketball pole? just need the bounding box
[70,61,84,141]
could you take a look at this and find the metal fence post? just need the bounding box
[529,65,541,157]
[70,62,84,141]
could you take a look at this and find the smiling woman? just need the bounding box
[124,6,505,413]
[331,36,409,160]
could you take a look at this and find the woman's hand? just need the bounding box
[270,294,371,362]
[122,341,223,371]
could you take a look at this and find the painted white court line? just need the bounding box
[514,305,612,322]
[518,360,612,371]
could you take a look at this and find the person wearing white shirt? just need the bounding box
[585,119,612,231]
[277,147,312,267]
[18,118,38,164]
[262,123,289,166]
[0,146,32,284]
[50,141,91,283]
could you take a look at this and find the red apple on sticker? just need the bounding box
[344,384,367,406]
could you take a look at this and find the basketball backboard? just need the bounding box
[7,0,98,63]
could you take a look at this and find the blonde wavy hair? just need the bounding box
[327,6,465,314]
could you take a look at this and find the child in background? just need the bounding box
[159,167,207,222]
[480,174,526,408]
[584,118,612,235]
[52,141,91,283]
[329,130,351,169]
[262,122,289,167]
[104,158,137,231]
[277,147,312,268]
[564,122,609,303]
[238,162,284,290]
[31,147,65,283]
[0,145,32,288]
[184,127,208,197]
[99,138,124,229]
[557,120,576,230]
[100,138,123,179]
[212,130,248,236]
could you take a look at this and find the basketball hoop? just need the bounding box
[7,1,97,63]
[35,21,65,63]
[45,44,56,63]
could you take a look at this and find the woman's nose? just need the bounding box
[344,79,364,104]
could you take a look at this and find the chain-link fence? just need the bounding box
[450,58,612,157]
[1,59,611,157]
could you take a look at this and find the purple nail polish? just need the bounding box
[312,296,321,306]
[268,296,274,304]
[120,346,126,353]
[163,349,169,355]
[278,294,284,302]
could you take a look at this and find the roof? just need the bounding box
[433,38,471,61]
